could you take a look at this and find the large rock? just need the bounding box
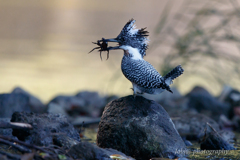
[97,95,187,160]
[11,112,80,148]
[186,86,230,121]
[0,93,31,118]
[12,87,46,113]
[172,113,220,140]
[68,141,134,160]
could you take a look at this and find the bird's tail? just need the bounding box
[163,65,184,85]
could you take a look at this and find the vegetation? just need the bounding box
[151,0,240,91]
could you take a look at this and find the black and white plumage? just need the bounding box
[92,19,184,95]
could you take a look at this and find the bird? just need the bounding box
[93,19,184,96]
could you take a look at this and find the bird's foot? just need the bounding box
[133,91,144,99]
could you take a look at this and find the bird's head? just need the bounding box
[99,19,149,58]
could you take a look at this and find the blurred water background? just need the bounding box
[0,0,240,102]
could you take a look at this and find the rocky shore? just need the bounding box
[0,86,239,159]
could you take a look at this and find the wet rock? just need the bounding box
[68,141,134,160]
[200,123,235,150]
[11,112,80,147]
[186,86,230,121]
[97,95,187,160]
[0,93,31,118]
[12,87,46,113]
[172,113,220,141]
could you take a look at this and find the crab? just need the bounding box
[89,38,110,60]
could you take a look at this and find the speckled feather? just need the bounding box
[121,56,164,89]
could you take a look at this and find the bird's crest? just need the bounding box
[117,19,149,57]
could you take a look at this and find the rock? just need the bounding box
[234,107,240,116]
[0,155,8,160]
[97,95,187,160]
[184,140,192,146]
[48,95,86,116]
[53,134,79,150]
[218,114,236,129]
[75,91,107,117]
[172,113,220,141]
[218,86,240,119]
[218,130,235,143]
[218,86,240,107]
[151,158,189,160]
[162,98,197,117]
[12,87,46,113]
[0,93,31,118]
[48,102,69,117]
[49,91,108,118]
[71,116,101,126]
[182,137,192,146]
[68,141,135,160]
[11,112,80,147]
[200,123,235,150]
[105,95,119,104]
[232,115,240,131]
[186,86,230,121]
[0,118,14,138]
[143,87,182,103]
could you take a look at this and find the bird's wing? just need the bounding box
[121,59,163,89]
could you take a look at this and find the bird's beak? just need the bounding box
[99,38,121,51]
[102,38,119,43]
[107,46,121,51]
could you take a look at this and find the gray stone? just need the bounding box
[186,86,230,121]
[172,113,220,140]
[97,95,187,160]
[218,130,235,143]
[12,87,46,113]
[49,91,107,118]
[0,118,13,138]
[11,112,80,147]
[0,93,31,118]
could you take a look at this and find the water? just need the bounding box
[0,0,232,102]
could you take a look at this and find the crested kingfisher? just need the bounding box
[91,19,184,96]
